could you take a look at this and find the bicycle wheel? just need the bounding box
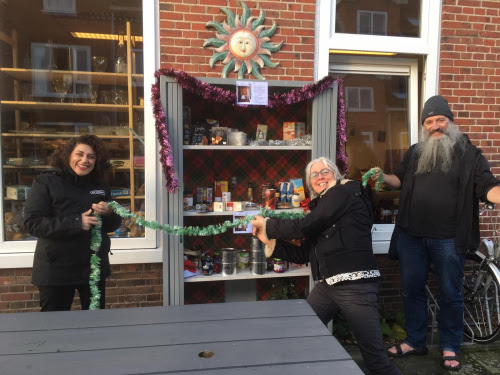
[462,251,500,343]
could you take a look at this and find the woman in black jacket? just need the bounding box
[24,135,122,311]
[251,157,401,375]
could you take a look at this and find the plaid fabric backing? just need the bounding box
[182,93,310,304]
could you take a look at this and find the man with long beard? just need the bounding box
[375,95,500,371]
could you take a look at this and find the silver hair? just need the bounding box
[305,157,343,199]
[416,121,466,175]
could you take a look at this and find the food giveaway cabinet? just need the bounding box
[160,76,338,305]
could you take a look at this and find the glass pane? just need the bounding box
[342,74,409,224]
[337,0,421,38]
[0,1,145,241]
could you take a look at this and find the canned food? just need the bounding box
[265,189,276,210]
[237,249,249,268]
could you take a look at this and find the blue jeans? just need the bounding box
[397,230,465,353]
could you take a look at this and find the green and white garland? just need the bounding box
[89,202,306,309]
[361,167,384,192]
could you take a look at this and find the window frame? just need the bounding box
[356,10,388,36]
[0,1,162,267]
[345,86,375,112]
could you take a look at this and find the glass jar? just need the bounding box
[273,258,286,273]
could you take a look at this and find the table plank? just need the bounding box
[0,336,355,375]
[0,300,315,332]
[0,315,330,355]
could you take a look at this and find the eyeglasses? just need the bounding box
[310,168,331,180]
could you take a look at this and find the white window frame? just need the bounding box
[0,1,162,268]
[330,56,419,254]
[345,86,374,112]
[357,10,387,36]
[315,0,442,97]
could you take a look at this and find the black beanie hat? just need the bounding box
[421,95,454,124]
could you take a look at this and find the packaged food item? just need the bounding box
[273,258,286,273]
[265,189,276,210]
[283,122,295,140]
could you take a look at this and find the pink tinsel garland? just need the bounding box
[151,69,347,192]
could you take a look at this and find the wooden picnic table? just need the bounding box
[0,299,363,374]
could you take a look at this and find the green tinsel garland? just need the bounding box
[89,215,102,310]
[88,202,307,308]
[107,201,305,236]
[361,167,384,192]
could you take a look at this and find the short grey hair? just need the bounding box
[305,157,343,199]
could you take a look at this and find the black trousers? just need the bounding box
[307,281,402,375]
[38,279,106,311]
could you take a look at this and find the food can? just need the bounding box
[222,262,237,276]
[265,189,276,210]
[221,248,236,263]
[250,235,263,251]
[251,261,266,275]
[251,250,266,262]
[237,249,250,269]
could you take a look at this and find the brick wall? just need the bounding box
[440,0,500,239]
[159,0,316,80]
[0,264,163,313]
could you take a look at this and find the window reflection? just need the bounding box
[336,0,421,38]
[0,1,145,240]
[343,74,409,224]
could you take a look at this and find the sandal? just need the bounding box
[441,355,462,371]
[387,343,429,358]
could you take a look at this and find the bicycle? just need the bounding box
[426,203,500,345]
[462,203,500,343]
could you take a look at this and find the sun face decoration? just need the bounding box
[204,2,283,80]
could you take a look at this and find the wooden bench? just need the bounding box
[0,299,364,374]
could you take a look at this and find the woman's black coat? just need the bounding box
[24,167,122,286]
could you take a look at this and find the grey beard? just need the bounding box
[415,122,465,175]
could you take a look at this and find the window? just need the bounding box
[357,11,387,36]
[346,87,374,111]
[0,0,157,262]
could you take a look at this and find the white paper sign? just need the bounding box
[236,81,268,106]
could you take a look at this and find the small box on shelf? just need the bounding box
[6,186,31,200]
[111,188,131,198]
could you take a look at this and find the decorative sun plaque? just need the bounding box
[203,2,283,80]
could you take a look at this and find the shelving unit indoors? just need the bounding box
[161,76,338,304]
[0,21,145,241]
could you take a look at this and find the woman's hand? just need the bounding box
[250,215,269,244]
[81,209,100,231]
[92,201,112,216]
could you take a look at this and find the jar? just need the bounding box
[273,258,286,273]
[237,250,250,269]
[292,193,300,208]
[201,256,214,276]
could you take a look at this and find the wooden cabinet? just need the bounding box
[1,22,144,240]
[160,76,338,304]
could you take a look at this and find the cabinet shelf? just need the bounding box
[183,208,305,217]
[0,101,143,112]
[183,145,312,151]
[184,265,311,283]
[2,133,130,139]
[0,68,144,86]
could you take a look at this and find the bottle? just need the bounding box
[115,31,127,73]
[247,182,253,202]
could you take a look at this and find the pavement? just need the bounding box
[344,340,500,374]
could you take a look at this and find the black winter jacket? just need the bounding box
[24,167,122,286]
[395,136,500,253]
[267,180,379,283]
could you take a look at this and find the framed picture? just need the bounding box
[256,124,268,140]
[233,211,258,234]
